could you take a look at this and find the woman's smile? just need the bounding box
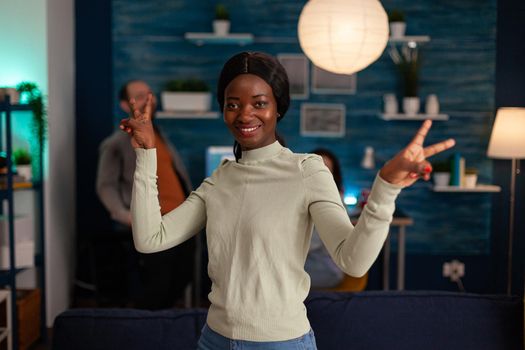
[223,74,278,151]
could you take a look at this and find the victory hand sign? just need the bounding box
[379,120,456,187]
[119,93,156,149]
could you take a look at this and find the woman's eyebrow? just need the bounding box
[252,94,267,98]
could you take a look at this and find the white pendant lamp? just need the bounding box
[298,0,389,75]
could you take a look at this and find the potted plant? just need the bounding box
[161,79,212,112]
[432,160,450,187]
[13,148,32,181]
[213,4,230,36]
[388,9,406,39]
[16,82,46,181]
[390,45,421,115]
[464,167,478,188]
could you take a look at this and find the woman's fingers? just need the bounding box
[410,119,432,147]
[423,138,456,158]
[143,93,153,121]
[129,98,143,120]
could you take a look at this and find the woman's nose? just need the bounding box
[238,104,254,121]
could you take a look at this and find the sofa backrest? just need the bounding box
[52,308,207,350]
[306,291,523,350]
[53,291,523,350]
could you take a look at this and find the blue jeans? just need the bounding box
[197,324,318,350]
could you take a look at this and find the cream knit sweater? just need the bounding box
[131,141,401,341]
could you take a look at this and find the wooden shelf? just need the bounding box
[156,111,220,119]
[184,32,254,46]
[0,182,33,192]
[378,113,449,121]
[432,185,501,193]
[388,35,431,44]
[0,103,32,112]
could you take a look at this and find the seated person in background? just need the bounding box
[96,80,195,309]
[304,148,345,289]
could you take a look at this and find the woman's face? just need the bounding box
[223,74,278,151]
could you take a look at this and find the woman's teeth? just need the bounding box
[240,126,260,133]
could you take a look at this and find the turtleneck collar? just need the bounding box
[239,141,283,164]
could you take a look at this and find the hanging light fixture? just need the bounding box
[298,0,389,75]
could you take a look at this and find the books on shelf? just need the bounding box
[0,174,32,190]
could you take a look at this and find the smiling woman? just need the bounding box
[222,74,278,151]
[120,51,455,350]
[217,52,290,160]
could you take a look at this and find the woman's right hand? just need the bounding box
[120,93,156,149]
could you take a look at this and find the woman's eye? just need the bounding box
[226,103,238,109]
[255,101,268,108]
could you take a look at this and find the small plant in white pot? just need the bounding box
[13,148,32,181]
[388,9,406,39]
[464,168,478,188]
[161,79,211,112]
[213,4,230,36]
[432,161,450,187]
[390,45,420,115]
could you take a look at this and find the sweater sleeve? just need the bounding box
[131,148,210,253]
[302,155,402,277]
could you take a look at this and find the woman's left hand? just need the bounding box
[379,120,455,187]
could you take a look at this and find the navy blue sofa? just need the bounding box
[52,291,523,350]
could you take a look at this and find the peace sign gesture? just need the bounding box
[379,120,456,187]
[120,93,156,149]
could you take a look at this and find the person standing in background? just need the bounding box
[96,80,196,309]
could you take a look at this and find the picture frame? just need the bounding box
[277,54,309,99]
[300,103,346,137]
[311,65,357,94]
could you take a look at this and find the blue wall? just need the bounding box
[112,0,496,258]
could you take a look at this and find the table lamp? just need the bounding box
[487,107,525,295]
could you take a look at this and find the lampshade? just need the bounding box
[487,107,525,159]
[298,0,389,75]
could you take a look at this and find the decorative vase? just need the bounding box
[383,93,398,114]
[425,94,440,115]
[389,22,406,39]
[433,172,450,187]
[403,96,420,115]
[464,174,478,188]
[361,146,375,169]
[17,165,32,181]
[213,20,230,36]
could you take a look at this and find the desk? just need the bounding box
[351,209,413,290]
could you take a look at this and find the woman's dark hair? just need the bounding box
[311,148,344,194]
[217,52,290,161]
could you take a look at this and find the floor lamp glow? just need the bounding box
[487,107,525,295]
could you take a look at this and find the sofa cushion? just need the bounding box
[52,308,207,350]
[306,291,523,350]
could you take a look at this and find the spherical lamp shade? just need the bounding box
[298,0,389,75]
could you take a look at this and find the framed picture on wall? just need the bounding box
[300,103,346,137]
[311,64,357,94]
[277,54,309,99]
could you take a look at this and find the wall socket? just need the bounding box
[442,260,465,281]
